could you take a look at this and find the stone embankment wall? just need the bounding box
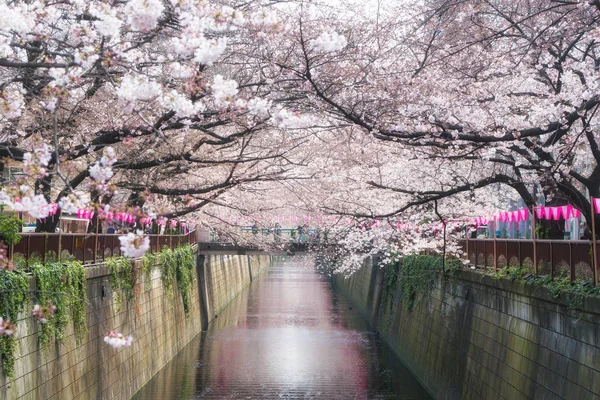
[334,258,600,400]
[0,252,270,400]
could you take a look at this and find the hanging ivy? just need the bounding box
[31,259,88,348]
[107,257,136,312]
[175,246,195,316]
[398,255,443,312]
[141,252,157,291]
[0,269,29,377]
[159,249,176,301]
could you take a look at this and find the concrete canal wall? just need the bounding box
[0,252,270,400]
[334,258,600,400]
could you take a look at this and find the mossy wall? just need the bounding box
[0,252,270,400]
[334,258,600,400]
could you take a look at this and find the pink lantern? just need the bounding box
[571,208,581,218]
[594,198,600,214]
[560,205,573,220]
[543,206,552,220]
[551,207,561,220]
[519,208,529,221]
[170,220,177,228]
[535,207,544,220]
[507,212,515,223]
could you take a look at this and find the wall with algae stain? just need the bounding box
[334,258,600,400]
[0,252,270,400]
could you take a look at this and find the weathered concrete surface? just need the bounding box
[0,253,270,400]
[334,259,600,400]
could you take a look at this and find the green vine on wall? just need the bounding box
[159,249,176,301]
[491,264,599,313]
[399,255,443,312]
[31,259,88,348]
[110,246,196,318]
[141,252,157,291]
[0,269,29,377]
[174,246,195,316]
[107,257,137,313]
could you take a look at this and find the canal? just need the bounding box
[132,256,431,399]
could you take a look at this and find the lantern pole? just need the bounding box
[532,205,537,276]
[590,197,598,286]
[493,218,497,272]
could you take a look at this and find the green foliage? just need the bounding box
[31,259,88,348]
[535,224,549,239]
[141,252,157,290]
[382,261,399,331]
[398,255,443,312]
[159,249,176,301]
[492,264,533,281]
[489,265,600,312]
[0,213,22,246]
[157,246,195,316]
[107,257,136,312]
[0,269,29,377]
[175,246,195,316]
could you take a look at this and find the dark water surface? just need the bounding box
[132,256,432,399]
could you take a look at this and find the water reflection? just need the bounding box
[132,256,431,399]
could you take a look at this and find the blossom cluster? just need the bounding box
[104,330,134,349]
[212,75,239,106]
[0,317,16,337]
[32,302,57,324]
[312,31,347,52]
[23,143,52,179]
[89,147,118,193]
[119,230,150,258]
[270,108,314,128]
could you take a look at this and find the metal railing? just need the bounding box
[10,230,197,265]
[462,238,597,283]
[208,227,339,245]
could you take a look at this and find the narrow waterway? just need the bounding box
[132,256,431,399]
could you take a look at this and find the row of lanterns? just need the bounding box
[76,209,187,228]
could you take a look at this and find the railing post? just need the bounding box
[94,221,99,264]
[569,242,574,284]
[474,239,477,268]
[43,234,47,264]
[532,205,538,275]
[591,196,598,286]
[466,230,469,264]
[518,241,521,267]
[550,241,554,280]
[58,230,62,261]
[493,222,497,272]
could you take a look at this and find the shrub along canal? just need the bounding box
[132,255,431,399]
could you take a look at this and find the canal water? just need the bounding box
[132,256,431,399]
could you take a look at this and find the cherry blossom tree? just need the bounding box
[0,0,312,233]
[260,0,600,232]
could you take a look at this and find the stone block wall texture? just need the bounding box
[0,253,270,400]
[334,259,600,400]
